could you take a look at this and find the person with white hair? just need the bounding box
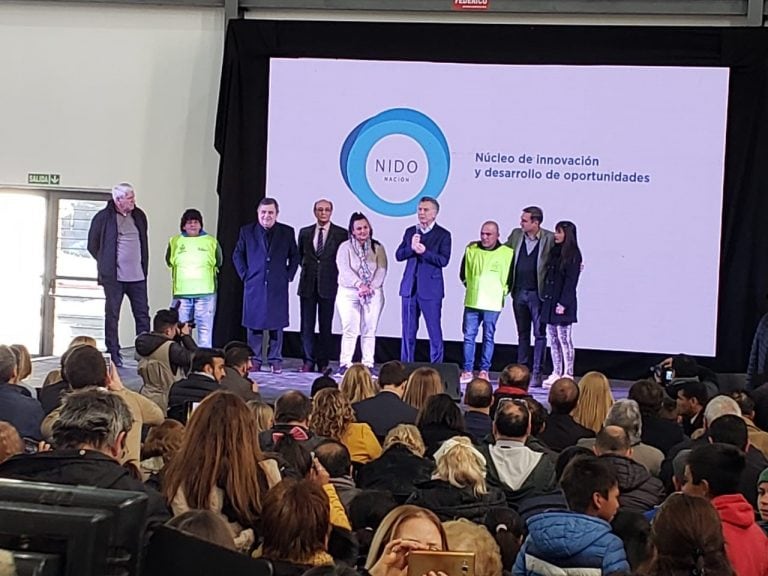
[577,399,665,477]
[87,182,150,367]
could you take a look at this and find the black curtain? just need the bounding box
[213,21,768,379]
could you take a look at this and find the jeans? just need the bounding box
[463,308,500,372]
[172,295,216,348]
[336,286,384,367]
[103,279,150,355]
[512,289,546,375]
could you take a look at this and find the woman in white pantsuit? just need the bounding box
[335,212,388,375]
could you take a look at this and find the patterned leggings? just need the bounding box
[547,323,574,376]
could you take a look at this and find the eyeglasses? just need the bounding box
[495,396,529,415]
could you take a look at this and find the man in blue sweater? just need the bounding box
[395,196,452,363]
[514,455,629,576]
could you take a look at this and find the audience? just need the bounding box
[402,367,444,411]
[162,391,281,551]
[0,388,170,526]
[644,493,735,576]
[0,345,43,441]
[43,343,164,466]
[537,378,594,452]
[463,377,494,441]
[610,510,653,573]
[571,371,614,434]
[259,479,335,575]
[348,490,399,567]
[513,455,629,575]
[220,342,260,402]
[167,348,227,424]
[310,388,382,464]
[340,364,378,404]
[311,375,338,398]
[408,436,505,522]
[365,505,448,576]
[141,418,185,486]
[683,442,768,575]
[443,518,503,576]
[40,334,97,390]
[353,361,417,441]
[730,390,768,458]
[9,344,34,397]
[758,467,768,532]
[417,393,471,457]
[628,378,684,454]
[481,398,557,509]
[356,424,434,502]
[593,425,665,513]
[248,400,275,434]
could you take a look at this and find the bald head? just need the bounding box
[465,377,493,410]
[480,221,501,249]
[594,425,631,456]
[499,364,531,390]
[548,377,580,415]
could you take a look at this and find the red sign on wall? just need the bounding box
[452,0,489,10]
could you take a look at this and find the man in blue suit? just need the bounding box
[233,197,299,374]
[396,196,452,363]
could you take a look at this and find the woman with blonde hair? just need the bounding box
[162,391,281,551]
[340,364,378,404]
[311,387,381,464]
[443,518,503,576]
[402,367,444,411]
[572,371,614,434]
[42,335,98,388]
[357,424,434,501]
[247,400,275,435]
[407,436,505,522]
[366,505,448,576]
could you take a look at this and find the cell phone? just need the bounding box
[23,437,39,454]
[665,369,674,382]
[407,551,475,576]
[102,352,111,372]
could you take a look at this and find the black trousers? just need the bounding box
[300,287,335,370]
[102,278,150,355]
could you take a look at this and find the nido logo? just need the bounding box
[340,108,450,217]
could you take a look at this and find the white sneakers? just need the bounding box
[460,371,474,384]
[542,373,561,388]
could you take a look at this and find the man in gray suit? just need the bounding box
[505,206,554,387]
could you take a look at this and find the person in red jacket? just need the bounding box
[684,442,768,576]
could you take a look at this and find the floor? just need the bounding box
[29,349,632,406]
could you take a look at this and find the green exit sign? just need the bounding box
[28,173,61,185]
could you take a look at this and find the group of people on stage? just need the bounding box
[88,183,582,386]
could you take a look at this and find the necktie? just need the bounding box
[316,226,325,255]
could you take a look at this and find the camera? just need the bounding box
[651,363,674,385]
[171,301,195,330]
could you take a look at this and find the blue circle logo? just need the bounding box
[340,108,450,217]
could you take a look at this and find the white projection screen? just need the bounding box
[266,58,729,356]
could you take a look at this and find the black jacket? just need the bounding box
[464,411,493,442]
[407,479,507,523]
[38,379,70,416]
[167,373,220,423]
[356,444,435,503]
[640,414,685,455]
[419,424,474,459]
[353,391,418,442]
[541,244,581,325]
[537,413,595,453]
[599,454,665,513]
[0,381,43,440]
[134,332,197,376]
[0,449,170,527]
[87,200,149,284]
[681,409,706,437]
[297,222,348,299]
[219,366,261,402]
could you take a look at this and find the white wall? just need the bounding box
[0,2,224,347]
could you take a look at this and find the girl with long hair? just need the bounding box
[645,493,735,576]
[542,220,582,385]
[335,213,388,375]
[402,367,444,411]
[310,387,381,464]
[572,371,615,434]
[340,364,378,404]
[162,391,281,551]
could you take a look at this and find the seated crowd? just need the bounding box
[1,330,768,576]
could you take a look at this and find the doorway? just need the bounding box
[0,188,111,356]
